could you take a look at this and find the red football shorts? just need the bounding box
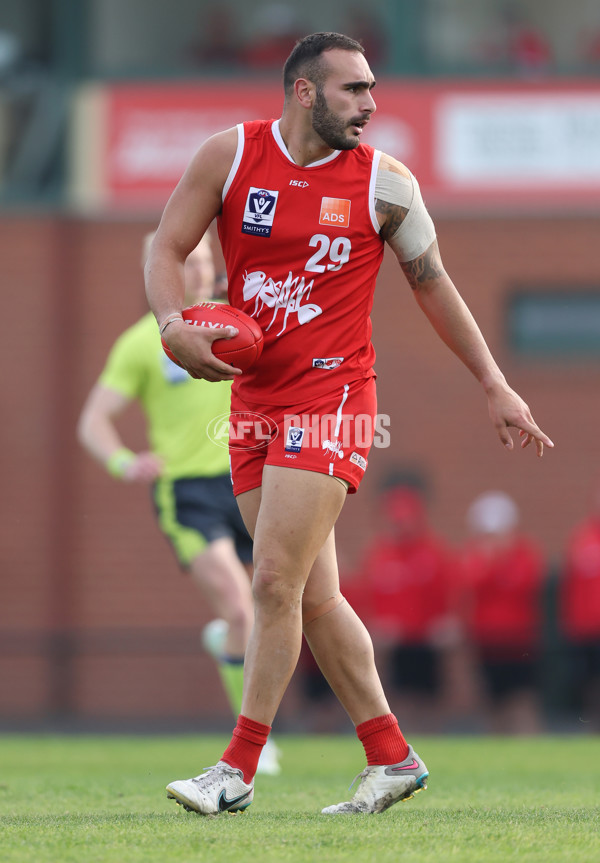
[229,377,377,496]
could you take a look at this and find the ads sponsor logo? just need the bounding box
[285,426,305,453]
[207,411,278,450]
[312,357,344,370]
[242,187,279,237]
[319,197,351,228]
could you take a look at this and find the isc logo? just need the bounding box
[319,197,351,227]
[289,179,309,188]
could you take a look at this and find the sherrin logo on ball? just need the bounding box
[161,302,264,372]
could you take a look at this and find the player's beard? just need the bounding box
[312,86,361,151]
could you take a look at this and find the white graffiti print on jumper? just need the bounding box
[243,269,323,336]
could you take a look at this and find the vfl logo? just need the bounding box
[313,357,344,370]
[242,187,279,237]
[319,197,351,228]
[285,426,305,453]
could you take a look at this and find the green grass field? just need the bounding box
[0,734,598,862]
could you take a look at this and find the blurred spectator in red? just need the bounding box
[342,479,458,732]
[456,491,546,733]
[559,478,600,730]
[502,5,553,76]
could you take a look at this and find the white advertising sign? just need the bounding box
[437,95,600,185]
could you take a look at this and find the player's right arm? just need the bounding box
[77,383,163,482]
[145,128,242,382]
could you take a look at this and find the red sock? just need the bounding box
[221,715,271,783]
[356,713,409,766]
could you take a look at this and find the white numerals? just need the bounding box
[305,234,351,273]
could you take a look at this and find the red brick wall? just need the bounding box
[365,217,600,563]
[1,214,598,724]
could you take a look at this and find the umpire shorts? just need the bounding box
[153,473,253,568]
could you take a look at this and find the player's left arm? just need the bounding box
[376,154,554,457]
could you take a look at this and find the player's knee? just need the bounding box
[252,559,303,613]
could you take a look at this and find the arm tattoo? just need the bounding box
[375,198,409,240]
[401,242,444,289]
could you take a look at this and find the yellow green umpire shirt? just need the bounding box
[99,312,231,480]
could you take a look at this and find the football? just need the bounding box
[161,302,264,372]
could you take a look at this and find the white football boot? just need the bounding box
[166,761,254,815]
[322,745,428,814]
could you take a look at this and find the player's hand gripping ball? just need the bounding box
[161,303,264,372]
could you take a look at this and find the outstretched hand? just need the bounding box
[487,382,554,458]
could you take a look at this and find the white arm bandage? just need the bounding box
[374,168,436,262]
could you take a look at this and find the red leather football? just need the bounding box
[161,302,264,372]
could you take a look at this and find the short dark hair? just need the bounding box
[283,32,365,95]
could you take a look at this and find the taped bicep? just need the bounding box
[375,168,436,262]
